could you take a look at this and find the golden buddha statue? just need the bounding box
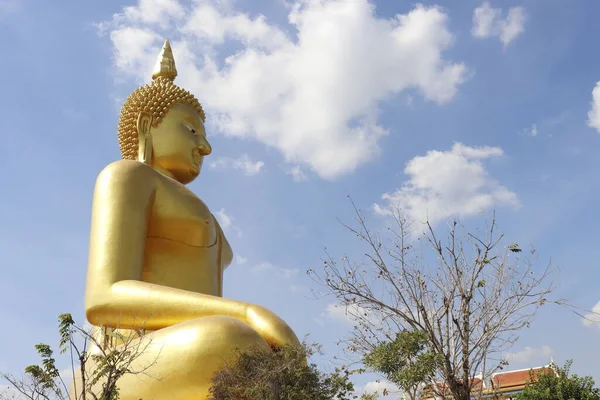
[78,40,300,399]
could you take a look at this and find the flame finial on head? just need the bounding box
[152,39,178,81]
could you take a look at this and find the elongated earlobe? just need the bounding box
[137,112,153,165]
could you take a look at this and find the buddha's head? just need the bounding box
[117,40,211,184]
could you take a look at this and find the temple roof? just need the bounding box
[421,362,557,399]
[492,364,557,392]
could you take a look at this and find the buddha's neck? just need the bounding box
[152,164,177,181]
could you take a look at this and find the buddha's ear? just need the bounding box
[136,111,153,165]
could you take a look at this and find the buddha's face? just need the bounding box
[148,103,211,184]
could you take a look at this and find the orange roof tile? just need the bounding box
[492,366,555,391]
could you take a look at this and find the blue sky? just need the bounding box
[2,0,600,397]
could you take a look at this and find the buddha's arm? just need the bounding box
[212,216,232,297]
[213,215,233,269]
[84,160,247,331]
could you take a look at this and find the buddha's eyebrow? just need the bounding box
[183,116,206,136]
[183,116,200,129]
[181,121,194,130]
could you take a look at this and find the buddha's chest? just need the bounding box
[147,179,217,248]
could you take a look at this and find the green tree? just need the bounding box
[364,330,441,400]
[209,340,362,400]
[358,393,378,400]
[1,313,157,400]
[517,360,600,400]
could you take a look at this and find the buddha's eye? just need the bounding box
[182,123,197,135]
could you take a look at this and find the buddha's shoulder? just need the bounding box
[96,160,159,189]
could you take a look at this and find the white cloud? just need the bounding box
[214,208,233,229]
[472,1,526,47]
[251,262,298,279]
[499,7,526,46]
[214,208,242,237]
[587,82,600,133]
[109,27,160,82]
[582,300,600,327]
[96,0,184,34]
[324,303,353,324]
[100,0,467,180]
[521,112,569,138]
[374,143,519,227]
[521,123,538,137]
[235,255,248,265]
[323,302,382,326]
[287,165,308,182]
[209,154,265,176]
[506,345,553,365]
[121,0,185,27]
[361,379,401,399]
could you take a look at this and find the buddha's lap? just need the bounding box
[144,315,270,355]
[131,318,268,387]
[105,316,269,370]
[71,316,270,398]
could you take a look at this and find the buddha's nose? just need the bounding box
[197,136,212,156]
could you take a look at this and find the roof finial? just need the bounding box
[152,39,178,81]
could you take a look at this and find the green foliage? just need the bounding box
[517,360,600,400]
[358,393,379,400]
[21,342,67,399]
[58,313,76,353]
[363,330,440,399]
[3,313,82,399]
[209,341,360,400]
[1,313,149,400]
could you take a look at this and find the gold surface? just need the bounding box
[78,40,300,399]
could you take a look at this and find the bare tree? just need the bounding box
[1,314,159,400]
[309,203,563,400]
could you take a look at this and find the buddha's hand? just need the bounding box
[245,304,301,350]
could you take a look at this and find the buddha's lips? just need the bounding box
[192,149,202,164]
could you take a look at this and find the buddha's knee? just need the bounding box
[142,316,269,395]
[150,316,269,373]
[165,316,269,361]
